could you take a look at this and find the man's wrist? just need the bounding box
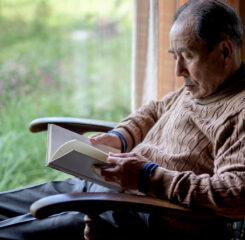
[108,130,128,153]
[137,161,159,194]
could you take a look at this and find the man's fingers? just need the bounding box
[89,132,104,138]
[107,153,137,164]
[92,163,121,183]
[107,155,124,164]
[101,166,121,182]
[89,133,104,142]
[108,152,136,158]
[89,133,109,143]
[92,163,115,177]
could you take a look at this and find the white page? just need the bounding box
[47,124,119,164]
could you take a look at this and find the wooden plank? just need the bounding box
[239,0,245,62]
[158,0,177,99]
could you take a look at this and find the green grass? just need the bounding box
[0,0,132,191]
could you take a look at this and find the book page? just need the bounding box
[53,139,108,162]
[47,124,120,164]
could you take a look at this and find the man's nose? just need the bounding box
[175,58,189,77]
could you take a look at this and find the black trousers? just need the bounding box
[0,177,237,240]
[0,178,150,240]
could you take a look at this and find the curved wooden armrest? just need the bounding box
[30,192,216,221]
[29,117,117,134]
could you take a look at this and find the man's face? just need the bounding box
[169,20,226,99]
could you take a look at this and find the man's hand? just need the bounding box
[89,133,122,151]
[95,152,148,190]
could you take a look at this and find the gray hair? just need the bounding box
[174,0,243,50]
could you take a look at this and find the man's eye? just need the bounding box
[182,53,192,60]
[171,54,177,60]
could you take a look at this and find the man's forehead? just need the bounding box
[169,20,197,52]
[169,37,197,53]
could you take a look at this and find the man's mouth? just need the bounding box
[185,85,195,89]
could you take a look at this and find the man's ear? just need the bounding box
[222,47,229,59]
[219,40,233,64]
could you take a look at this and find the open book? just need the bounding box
[46,124,122,190]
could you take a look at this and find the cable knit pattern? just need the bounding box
[115,71,245,219]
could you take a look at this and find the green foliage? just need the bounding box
[0,0,132,191]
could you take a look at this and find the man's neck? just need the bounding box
[193,62,245,105]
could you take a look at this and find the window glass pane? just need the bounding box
[0,0,132,190]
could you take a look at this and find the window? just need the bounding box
[0,0,132,190]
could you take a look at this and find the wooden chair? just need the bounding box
[29,117,234,239]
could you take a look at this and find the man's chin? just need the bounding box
[186,89,204,99]
[185,86,197,96]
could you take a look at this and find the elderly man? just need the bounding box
[0,0,244,239]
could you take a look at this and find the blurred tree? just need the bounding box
[32,0,51,32]
[0,0,2,20]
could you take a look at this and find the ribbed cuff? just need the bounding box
[108,130,128,153]
[138,161,158,194]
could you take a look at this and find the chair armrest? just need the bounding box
[29,117,117,134]
[30,192,216,221]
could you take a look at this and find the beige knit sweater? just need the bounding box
[115,70,245,219]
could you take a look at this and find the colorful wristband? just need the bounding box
[138,161,158,194]
[108,130,128,153]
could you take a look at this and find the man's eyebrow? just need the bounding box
[168,48,186,54]
[168,49,175,54]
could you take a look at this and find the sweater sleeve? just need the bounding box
[113,88,184,151]
[147,109,245,219]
